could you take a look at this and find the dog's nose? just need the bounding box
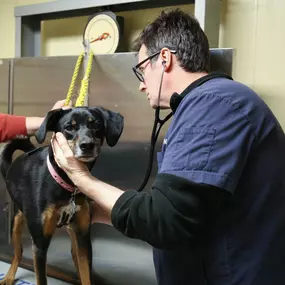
[79,142,95,151]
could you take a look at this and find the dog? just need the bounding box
[0,106,124,285]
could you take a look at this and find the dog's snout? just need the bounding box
[79,141,95,151]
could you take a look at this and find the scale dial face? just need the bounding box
[83,13,120,54]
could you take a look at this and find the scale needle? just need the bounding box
[90,32,110,43]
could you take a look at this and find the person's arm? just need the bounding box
[51,132,230,250]
[0,99,70,142]
[73,170,229,249]
[25,117,45,135]
[90,201,113,225]
[0,114,27,142]
[26,99,70,135]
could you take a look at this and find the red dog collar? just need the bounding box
[47,155,76,193]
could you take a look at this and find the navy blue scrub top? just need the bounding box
[154,76,285,285]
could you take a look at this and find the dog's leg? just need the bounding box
[66,225,80,276]
[28,204,58,285]
[0,211,25,285]
[69,200,92,285]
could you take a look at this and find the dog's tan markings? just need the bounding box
[88,117,93,122]
[32,242,40,285]
[66,226,80,276]
[70,200,91,285]
[71,120,76,126]
[77,247,90,285]
[75,200,90,232]
[66,196,87,278]
[30,204,58,285]
[41,204,58,237]
[67,139,76,152]
[0,211,25,285]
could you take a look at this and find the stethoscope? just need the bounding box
[137,61,173,192]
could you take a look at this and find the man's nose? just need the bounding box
[139,81,146,92]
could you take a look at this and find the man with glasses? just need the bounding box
[51,9,285,285]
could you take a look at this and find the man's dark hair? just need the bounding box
[133,9,210,73]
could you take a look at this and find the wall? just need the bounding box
[0,0,285,128]
[42,5,194,56]
[219,0,285,126]
[0,0,50,59]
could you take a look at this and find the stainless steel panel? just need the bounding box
[10,53,158,285]
[1,56,86,284]
[1,48,234,285]
[0,59,9,113]
[12,56,81,117]
[0,59,11,246]
[210,48,234,76]
[89,52,171,191]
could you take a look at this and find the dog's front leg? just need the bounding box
[28,204,58,285]
[69,200,92,285]
[66,225,80,276]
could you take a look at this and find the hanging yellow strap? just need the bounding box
[75,51,94,107]
[64,50,94,107]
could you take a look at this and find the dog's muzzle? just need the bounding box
[74,138,100,162]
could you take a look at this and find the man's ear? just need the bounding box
[91,107,124,147]
[34,108,71,144]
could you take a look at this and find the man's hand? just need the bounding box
[51,132,90,182]
[51,133,124,227]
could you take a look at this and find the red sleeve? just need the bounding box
[0,114,27,142]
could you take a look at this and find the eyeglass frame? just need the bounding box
[132,49,177,82]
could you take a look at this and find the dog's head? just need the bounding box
[34,106,124,162]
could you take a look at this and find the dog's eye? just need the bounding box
[65,125,73,132]
[88,120,99,128]
[92,120,101,127]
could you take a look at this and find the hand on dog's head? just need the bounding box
[35,106,124,161]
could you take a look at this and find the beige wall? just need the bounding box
[0,0,285,127]
[42,4,194,56]
[0,0,50,58]
[219,0,285,127]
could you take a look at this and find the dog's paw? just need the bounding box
[0,277,15,285]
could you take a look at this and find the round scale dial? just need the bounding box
[83,12,120,54]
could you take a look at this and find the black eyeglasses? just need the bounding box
[132,50,177,82]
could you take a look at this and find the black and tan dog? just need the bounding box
[0,106,124,285]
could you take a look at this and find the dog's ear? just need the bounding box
[91,107,124,147]
[34,108,70,144]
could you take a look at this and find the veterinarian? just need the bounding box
[0,99,68,143]
[51,9,285,285]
